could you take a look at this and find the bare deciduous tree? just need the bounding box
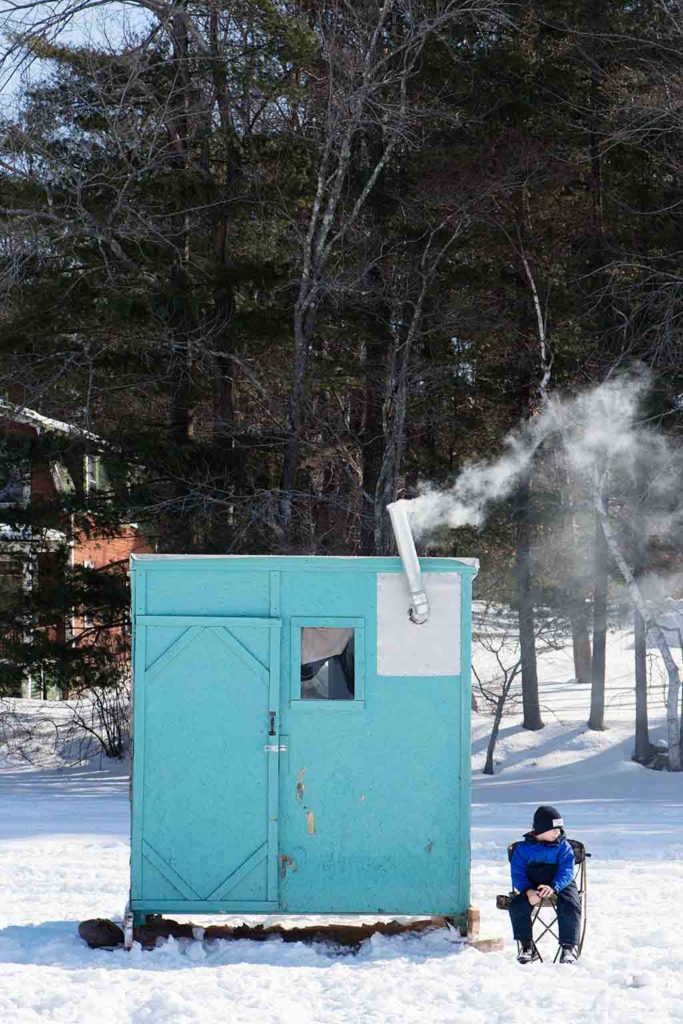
[278,0,507,532]
[593,482,682,769]
[474,602,565,775]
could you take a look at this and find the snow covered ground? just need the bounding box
[1,629,682,1023]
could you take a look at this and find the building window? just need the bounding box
[0,555,24,607]
[300,627,355,700]
[0,437,30,507]
[290,617,365,705]
[81,560,95,629]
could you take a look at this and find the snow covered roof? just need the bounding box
[0,400,103,444]
[0,523,65,544]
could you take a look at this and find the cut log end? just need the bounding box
[78,918,125,949]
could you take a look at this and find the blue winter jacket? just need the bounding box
[510,831,575,894]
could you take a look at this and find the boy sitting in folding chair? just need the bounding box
[508,805,581,965]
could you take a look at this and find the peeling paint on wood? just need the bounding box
[306,811,316,835]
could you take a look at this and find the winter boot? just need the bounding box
[559,945,577,965]
[517,942,535,964]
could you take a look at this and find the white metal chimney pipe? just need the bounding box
[387,500,430,625]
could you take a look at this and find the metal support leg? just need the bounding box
[123,903,134,951]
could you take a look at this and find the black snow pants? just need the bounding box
[508,881,581,947]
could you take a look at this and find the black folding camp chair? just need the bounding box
[496,838,590,963]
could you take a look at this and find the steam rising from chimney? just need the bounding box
[403,369,677,540]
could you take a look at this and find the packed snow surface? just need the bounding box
[1,629,682,1023]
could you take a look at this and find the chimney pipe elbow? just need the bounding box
[387,500,430,625]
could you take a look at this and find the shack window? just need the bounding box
[300,627,355,700]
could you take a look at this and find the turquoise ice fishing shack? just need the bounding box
[128,502,478,930]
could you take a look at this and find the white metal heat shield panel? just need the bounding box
[376,572,461,676]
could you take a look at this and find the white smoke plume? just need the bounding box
[405,369,678,539]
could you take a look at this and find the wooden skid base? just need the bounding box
[468,936,504,953]
[136,915,453,950]
[79,907,502,954]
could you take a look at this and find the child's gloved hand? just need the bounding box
[536,884,554,898]
[527,890,541,906]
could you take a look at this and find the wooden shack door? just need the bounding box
[132,617,281,913]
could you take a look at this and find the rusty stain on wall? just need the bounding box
[280,854,295,879]
[296,767,315,835]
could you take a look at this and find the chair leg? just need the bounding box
[577,864,588,958]
[515,883,587,964]
[516,848,589,963]
[530,903,563,962]
[530,907,550,962]
[532,909,559,947]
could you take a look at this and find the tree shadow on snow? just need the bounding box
[0,764,129,840]
[471,723,585,761]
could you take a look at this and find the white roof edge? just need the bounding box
[130,553,479,566]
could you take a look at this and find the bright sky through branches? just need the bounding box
[0,0,152,101]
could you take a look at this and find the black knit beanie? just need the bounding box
[532,805,564,835]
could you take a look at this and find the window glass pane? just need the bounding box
[300,627,355,700]
[0,437,30,507]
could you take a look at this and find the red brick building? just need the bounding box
[0,402,152,697]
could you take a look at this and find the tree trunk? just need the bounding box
[483,692,506,775]
[571,599,592,686]
[360,301,392,555]
[374,343,406,556]
[633,607,652,763]
[208,7,242,515]
[482,666,519,775]
[632,480,652,764]
[514,474,543,731]
[281,301,317,539]
[556,448,592,685]
[593,485,682,770]
[679,631,683,756]
[371,224,462,555]
[588,510,608,730]
[160,13,195,555]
